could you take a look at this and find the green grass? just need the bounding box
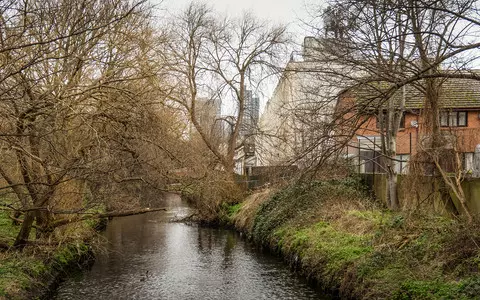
[252,180,371,244]
[0,203,94,299]
[0,242,91,299]
[347,209,390,226]
[393,280,464,300]
[0,254,46,298]
[0,210,43,298]
[218,202,244,224]
[230,179,480,299]
[227,203,242,218]
[53,243,91,267]
[0,211,19,243]
[276,221,373,276]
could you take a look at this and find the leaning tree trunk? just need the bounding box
[434,155,472,223]
[13,211,35,248]
[35,210,54,239]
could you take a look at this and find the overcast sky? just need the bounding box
[158,0,321,41]
[161,0,308,20]
[155,0,323,114]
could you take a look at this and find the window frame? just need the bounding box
[395,154,410,174]
[440,110,468,127]
[376,111,406,129]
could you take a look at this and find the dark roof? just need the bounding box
[353,76,480,110]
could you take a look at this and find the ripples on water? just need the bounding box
[54,194,329,300]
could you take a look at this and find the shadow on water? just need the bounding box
[53,193,331,300]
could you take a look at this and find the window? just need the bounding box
[376,112,405,129]
[394,154,410,174]
[464,152,474,172]
[440,111,467,127]
[358,137,383,174]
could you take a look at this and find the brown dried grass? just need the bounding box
[234,188,275,232]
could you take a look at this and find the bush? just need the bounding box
[252,179,373,244]
[182,171,244,223]
[230,177,480,299]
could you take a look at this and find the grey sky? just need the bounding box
[160,0,320,40]
[163,0,306,20]
[156,0,323,113]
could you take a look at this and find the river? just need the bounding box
[54,193,330,300]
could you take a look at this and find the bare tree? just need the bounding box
[298,0,480,215]
[0,0,188,247]
[162,1,290,175]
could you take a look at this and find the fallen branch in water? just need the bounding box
[50,207,168,229]
[171,212,198,223]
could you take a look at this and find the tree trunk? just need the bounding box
[35,210,53,239]
[383,89,401,210]
[387,168,399,209]
[13,211,35,248]
[434,158,472,223]
[385,136,399,209]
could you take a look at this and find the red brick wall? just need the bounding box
[346,110,480,154]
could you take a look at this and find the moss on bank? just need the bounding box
[0,210,97,300]
[0,243,93,300]
[227,180,480,299]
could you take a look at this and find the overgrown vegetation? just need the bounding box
[0,0,287,296]
[0,242,92,300]
[0,203,98,299]
[228,179,480,299]
[181,171,244,223]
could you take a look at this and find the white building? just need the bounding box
[256,37,345,168]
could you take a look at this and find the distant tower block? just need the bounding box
[240,88,260,139]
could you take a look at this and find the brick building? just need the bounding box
[337,76,480,174]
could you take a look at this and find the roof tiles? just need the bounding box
[353,76,480,110]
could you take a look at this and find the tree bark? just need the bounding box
[13,211,36,248]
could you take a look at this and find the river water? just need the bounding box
[54,194,329,300]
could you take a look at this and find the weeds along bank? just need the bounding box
[181,171,244,223]
[224,179,480,299]
[0,210,98,300]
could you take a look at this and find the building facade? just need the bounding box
[256,37,343,168]
[338,77,480,175]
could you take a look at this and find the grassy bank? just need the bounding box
[225,180,480,299]
[0,210,97,300]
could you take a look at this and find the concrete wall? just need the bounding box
[450,178,480,216]
[361,174,480,216]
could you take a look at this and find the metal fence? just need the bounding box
[345,134,480,177]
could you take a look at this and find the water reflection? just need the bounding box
[54,194,329,300]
